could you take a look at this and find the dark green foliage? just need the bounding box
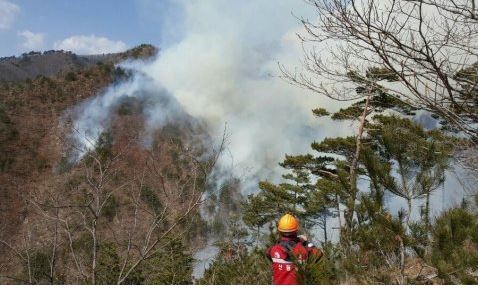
[430,207,478,284]
[0,155,14,172]
[116,97,143,116]
[22,250,51,284]
[297,242,339,284]
[101,195,119,221]
[0,101,17,142]
[20,54,31,63]
[98,62,113,75]
[140,186,162,214]
[201,215,271,284]
[332,94,416,120]
[96,243,121,284]
[453,62,478,118]
[243,193,276,231]
[332,104,365,120]
[312,107,330,117]
[368,115,454,228]
[183,212,209,244]
[65,71,77,82]
[455,62,478,84]
[366,67,400,81]
[204,178,244,237]
[91,131,114,164]
[243,178,307,234]
[1,81,9,90]
[141,238,193,284]
[409,222,428,258]
[211,214,225,235]
[127,44,158,59]
[353,197,406,263]
[96,243,145,284]
[333,67,417,121]
[71,237,193,284]
[113,67,127,81]
[72,234,94,254]
[0,101,17,171]
[55,156,71,174]
[200,245,271,284]
[311,136,356,159]
[35,155,49,170]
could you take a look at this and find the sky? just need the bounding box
[0,0,187,56]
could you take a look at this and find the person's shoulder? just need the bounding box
[270,243,285,250]
[269,243,287,256]
[297,235,309,243]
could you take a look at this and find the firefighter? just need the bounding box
[266,214,323,285]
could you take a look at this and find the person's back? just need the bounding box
[266,214,323,285]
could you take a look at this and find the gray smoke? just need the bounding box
[70,0,354,192]
[69,73,192,162]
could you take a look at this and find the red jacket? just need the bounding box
[266,236,322,285]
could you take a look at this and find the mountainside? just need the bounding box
[0,44,157,82]
[0,44,245,284]
[0,44,158,264]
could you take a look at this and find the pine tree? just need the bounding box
[430,206,478,284]
[242,111,455,283]
[200,217,271,284]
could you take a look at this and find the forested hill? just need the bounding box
[0,44,161,274]
[0,44,157,82]
[0,44,244,284]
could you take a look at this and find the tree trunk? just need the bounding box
[398,236,405,284]
[50,210,59,284]
[256,226,260,248]
[91,220,97,285]
[406,197,412,228]
[424,191,432,255]
[424,192,431,230]
[335,193,343,243]
[346,95,370,235]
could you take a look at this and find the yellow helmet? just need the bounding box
[278,214,299,233]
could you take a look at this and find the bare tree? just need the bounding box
[282,0,478,141]
[0,126,227,284]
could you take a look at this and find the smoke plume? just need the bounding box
[70,0,353,193]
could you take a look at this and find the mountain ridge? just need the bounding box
[0,44,157,82]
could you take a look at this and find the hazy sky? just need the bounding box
[0,0,187,56]
[0,0,317,56]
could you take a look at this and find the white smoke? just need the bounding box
[69,0,477,211]
[69,73,192,162]
[70,0,354,192]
